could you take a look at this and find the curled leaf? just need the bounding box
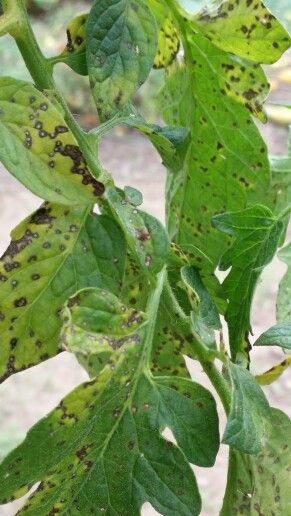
[61,287,147,376]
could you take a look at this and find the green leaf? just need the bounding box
[87,0,157,121]
[212,205,284,358]
[270,153,291,216]
[56,13,88,75]
[277,243,291,321]
[254,322,291,349]
[124,118,190,173]
[147,0,168,26]
[159,35,271,306]
[154,375,220,466]
[221,408,291,515]
[0,269,219,514]
[181,266,221,329]
[0,203,126,382]
[223,362,271,455]
[181,265,221,347]
[151,288,194,378]
[61,287,147,376]
[0,77,104,204]
[93,114,190,174]
[193,0,291,63]
[105,186,170,273]
[124,185,143,207]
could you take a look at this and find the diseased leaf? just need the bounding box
[221,409,291,515]
[0,269,219,515]
[61,287,147,376]
[161,34,270,123]
[87,0,157,121]
[212,205,284,358]
[56,13,88,75]
[256,356,291,385]
[106,186,170,273]
[0,77,104,204]
[151,288,193,378]
[159,36,271,309]
[277,243,291,322]
[255,322,291,349]
[193,0,291,63]
[223,362,271,455]
[121,247,193,379]
[0,203,126,382]
[154,14,180,69]
[220,449,252,516]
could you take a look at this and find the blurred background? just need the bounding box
[0,1,291,514]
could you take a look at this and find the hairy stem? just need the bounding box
[164,281,231,414]
[8,0,111,185]
[0,0,18,37]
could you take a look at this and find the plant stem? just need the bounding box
[143,267,167,367]
[164,281,231,414]
[0,1,18,37]
[89,114,135,139]
[8,0,111,185]
[278,204,291,221]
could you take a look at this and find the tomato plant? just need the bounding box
[0,0,291,514]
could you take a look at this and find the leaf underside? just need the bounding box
[86,0,157,121]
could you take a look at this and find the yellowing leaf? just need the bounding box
[57,13,88,75]
[0,204,126,382]
[256,356,291,385]
[154,15,180,69]
[0,270,219,515]
[0,77,104,204]
[193,0,291,63]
